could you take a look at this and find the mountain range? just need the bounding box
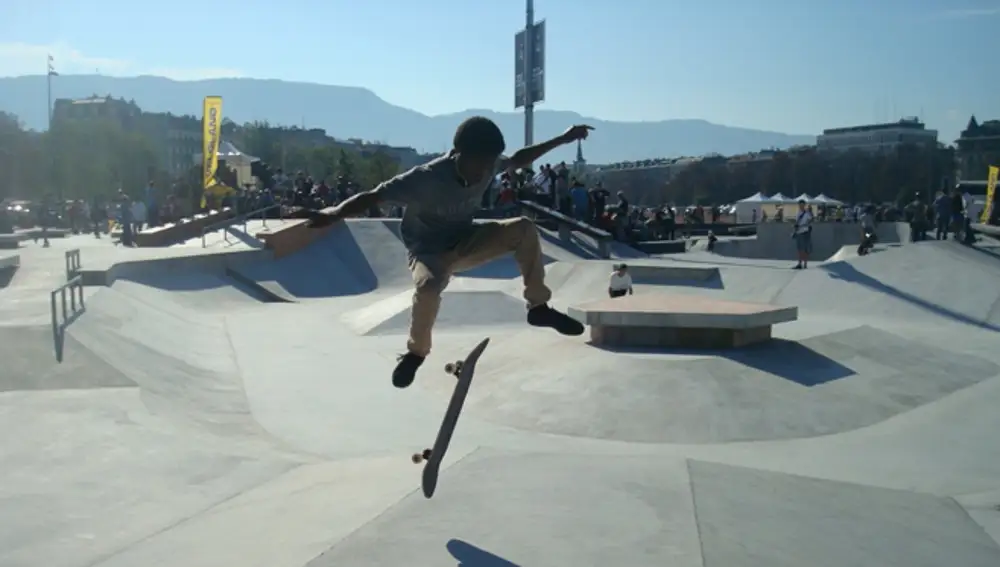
[0,74,816,163]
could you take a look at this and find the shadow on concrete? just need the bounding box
[0,266,16,289]
[537,229,605,259]
[822,260,1000,332]
[446,539,519,566]
[724,339,856,386]
[588,339,855,387]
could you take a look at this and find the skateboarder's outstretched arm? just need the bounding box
[505,125,594,171]
[303,166,432,228]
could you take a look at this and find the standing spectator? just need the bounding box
[792,199,813,269]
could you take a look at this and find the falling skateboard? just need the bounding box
[411,337,490,499]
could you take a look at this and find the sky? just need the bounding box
[0,0,995,142]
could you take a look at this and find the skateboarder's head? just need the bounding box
[453,116,506,185]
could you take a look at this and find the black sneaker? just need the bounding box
[393,352,425,389]
[527,303,585,336]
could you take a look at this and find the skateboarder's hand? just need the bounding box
[559,124,594,144]
[304,210,339,229]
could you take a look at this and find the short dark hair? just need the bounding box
[453,116,505,158]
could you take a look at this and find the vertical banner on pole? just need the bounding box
[981,165,998,224]
[514,20,546,109]
[201,96,223,209]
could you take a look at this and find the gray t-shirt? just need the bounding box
[860,213,875,230]
[374,152,508,257]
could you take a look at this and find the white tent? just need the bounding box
[813,193,844,206]
[793,193,814,203]
[217,141,259,166]
[734,192,772,222]
[738,192,772,203]
[769,192,794,203]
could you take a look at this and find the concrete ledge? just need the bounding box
[634,240,687,254]
[625,264,718,283]
[0,234,19,249]
[592,324,772,349]
[79,248,271,286]
[256,206,334,258]
[134,209,234,247]
[569,295,797,349]
[971,223,1000,237]
[22,227,70,239]
[0,253,20,270]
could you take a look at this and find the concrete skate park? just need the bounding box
[3,211,1000,567]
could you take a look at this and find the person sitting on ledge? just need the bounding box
[608,264,633,298]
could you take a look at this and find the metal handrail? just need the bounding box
[518,199,612,239]
[64,248,81,281]
[50,275,85,363]
[200,204,282,248]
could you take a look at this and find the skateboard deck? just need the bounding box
[411,337,490,498]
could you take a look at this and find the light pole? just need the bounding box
[47,55,57,129]
[523,0,534,148]
[515,0,544,150]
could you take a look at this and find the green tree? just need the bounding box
[362,149,400,187]
[336,149,356,181]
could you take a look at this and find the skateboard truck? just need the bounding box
[411,448,433,463]
[443,360,463,377]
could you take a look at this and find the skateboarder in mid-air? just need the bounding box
[303,116,590,388]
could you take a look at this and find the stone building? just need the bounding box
[956,115,1000,182]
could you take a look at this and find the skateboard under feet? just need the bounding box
[411,337,490,498]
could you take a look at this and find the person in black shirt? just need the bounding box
[590,184,609,225]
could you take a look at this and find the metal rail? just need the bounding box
[200,204,282,248]
[50,275,85,363]
[65,248,81,280]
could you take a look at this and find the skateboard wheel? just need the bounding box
[411,449,432,464]
[422,448,432,460]
[411,453,423,464]
[444,363,456,374]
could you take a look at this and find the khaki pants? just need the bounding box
[407,217,551,356]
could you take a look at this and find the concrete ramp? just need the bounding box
[777,242,1000,328]
[232,220,411,299]
[0,325,135,393]
[359,290,526,336]
[66,285,262,437]
[112,273,274,311]
[714,221,910,261]
[688,460,1000,567]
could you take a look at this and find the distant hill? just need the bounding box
[0,74,816,163]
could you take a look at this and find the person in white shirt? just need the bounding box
[608,263,633,298]
[792,199,813,269]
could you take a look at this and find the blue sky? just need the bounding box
[0,0,995,142]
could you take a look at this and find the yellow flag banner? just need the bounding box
[982,165,998,224]
[202,96,223,190]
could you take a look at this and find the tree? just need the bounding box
[362,149,400,187]
[0,111,416,203]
